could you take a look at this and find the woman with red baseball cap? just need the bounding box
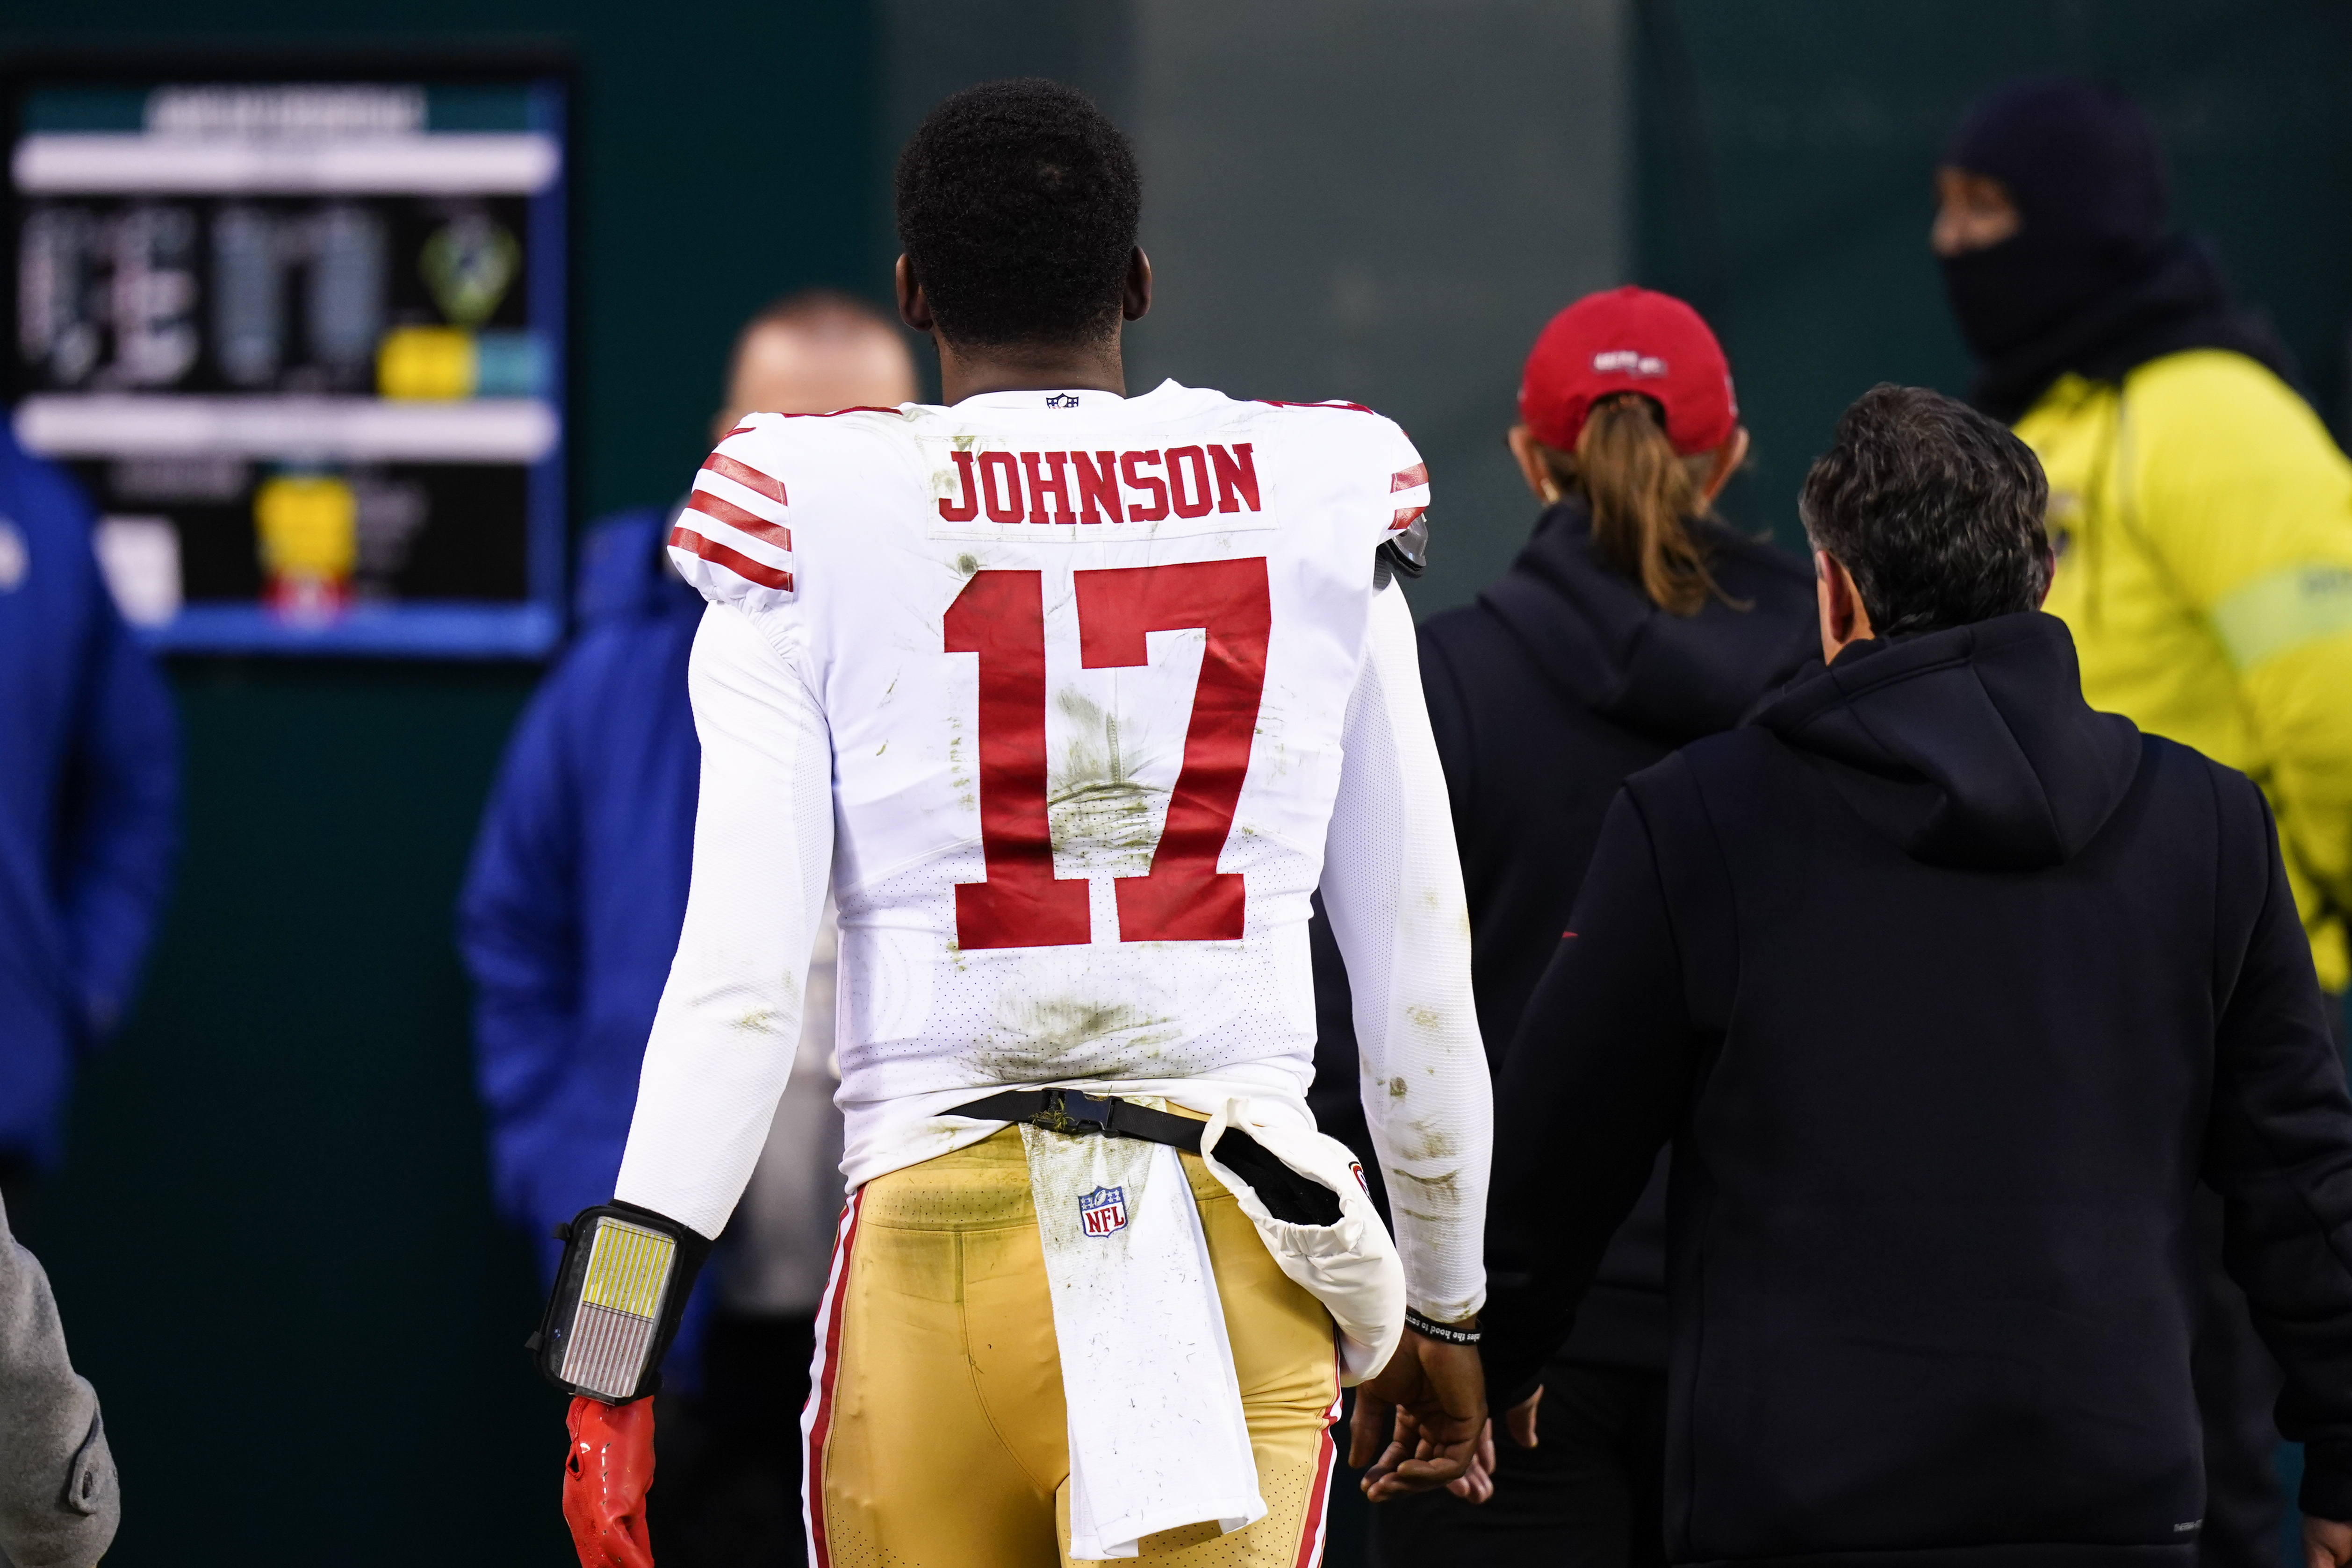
[1360,286,1817,1565]
[1506,284,1751,613]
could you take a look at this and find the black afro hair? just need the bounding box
[894,79,1142,348]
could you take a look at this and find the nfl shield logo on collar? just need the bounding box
[1078,1185,1128,1238]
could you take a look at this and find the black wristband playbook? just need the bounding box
[529,1201,712,1403]
[1404,1307,1481,1346]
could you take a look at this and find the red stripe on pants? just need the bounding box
[1292,1379,1343,1568]
[801,1190,865,1568]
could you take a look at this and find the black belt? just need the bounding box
[954,1088,1343,1227]
[957,1088,1209,1150]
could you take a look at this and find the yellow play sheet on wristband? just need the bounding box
[560,1219,676,1399]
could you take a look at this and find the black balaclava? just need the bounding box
[1940,78,2292,421]
[1941,79,2169,362]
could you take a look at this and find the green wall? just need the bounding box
[0,4,879,1563]
[36,663,562,1561]
[1633,0,2352,551]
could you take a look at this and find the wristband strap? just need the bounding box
[1405,1308,1481,1346]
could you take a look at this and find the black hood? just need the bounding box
[1754,612,2141,870]
[1478,498,1817,747]
[1937,79,2297,422]
[1949,235,2296,424]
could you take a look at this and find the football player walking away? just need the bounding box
[541,79,1493,1568]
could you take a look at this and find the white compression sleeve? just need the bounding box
[1320,582,1491,1322]
[613,604,834,1238]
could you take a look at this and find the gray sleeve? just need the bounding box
[0,1201,119,1568]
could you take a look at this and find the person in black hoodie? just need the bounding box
[1938,91,2352,1568]
[1346,287,1816,1567]
[1480,383,2352,1568]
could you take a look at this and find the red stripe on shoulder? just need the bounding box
[1390,462,1429,492]
[774,405,903,419]
[723,423,757,438]
[701,451,789,507]
[1255,397,1378,415]
[1389,503,1426,533]
[685,489,792,551]
[670,525,794,592]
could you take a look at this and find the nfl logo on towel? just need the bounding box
[1078,1186,1128,1238]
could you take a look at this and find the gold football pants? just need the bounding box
[802,1125,1341,1567]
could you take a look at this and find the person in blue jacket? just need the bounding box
[0,426,178,1215]
[458,291,914,1568]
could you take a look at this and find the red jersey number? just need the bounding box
[945,559,1272,949]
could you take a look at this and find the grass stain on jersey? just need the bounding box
[1050,689,1165,874]
[1050,780,1162,861]
[946,716,976,814]
[1383,1117,1461,1187]
[979,996,1180,1081]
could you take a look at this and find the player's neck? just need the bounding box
[934,333,1128,404]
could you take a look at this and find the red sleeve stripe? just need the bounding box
[1390,462,1429,492]
[777,405,903,419]
[700,451,789,506]
[1389,503,1427,533]
[670,525,795,592]
[685,489,792,551]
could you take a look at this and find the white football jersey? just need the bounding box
[616,379,1489,1320]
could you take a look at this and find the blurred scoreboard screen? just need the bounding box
[4,61,568,656]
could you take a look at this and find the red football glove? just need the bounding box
[562,1396,655,1568]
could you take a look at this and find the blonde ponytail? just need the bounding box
[1560,394,1727,616]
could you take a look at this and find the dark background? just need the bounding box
[0,2,2344,1564]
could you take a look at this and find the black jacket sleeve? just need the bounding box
[2201,780,2352,1518]
[1481,785,1704,1406]
[1416,621,1479,838]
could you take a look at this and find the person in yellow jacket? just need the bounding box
[1935,79,2352,1010]
[1935,78,2352,1568]
[2024,359,2352,998]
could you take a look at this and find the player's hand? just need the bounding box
[2305,1515,2352,1568]
[563,1396,656,1568]
[1444,1420,1496,1503]
[1504,1386,1543,1449]
[1349,1329,1489,1502]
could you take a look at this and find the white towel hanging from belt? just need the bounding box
[1021,1122,1265,1559]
